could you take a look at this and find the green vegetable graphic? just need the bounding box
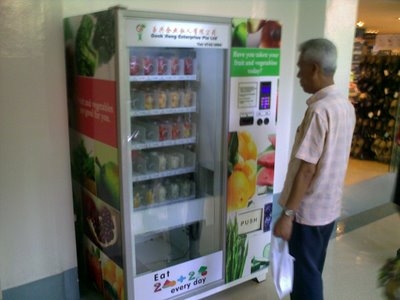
[226,217,248,282]
[75,15,98,76]
[71,140,95,183]
[92,10,115,65]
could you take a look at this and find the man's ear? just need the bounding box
[311,62,325,82]
[311,62,320,74]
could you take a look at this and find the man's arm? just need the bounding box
[273,160,317,240]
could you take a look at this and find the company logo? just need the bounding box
[136,24,146,41]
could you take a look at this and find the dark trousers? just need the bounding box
[288,221,335,300]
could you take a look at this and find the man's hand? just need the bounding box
[273,214,294,241]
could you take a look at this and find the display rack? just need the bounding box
[350,54,400,163]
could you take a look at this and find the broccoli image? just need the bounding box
[92,10,115,65]
[75,15,98,76]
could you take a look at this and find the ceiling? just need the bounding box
[357,0,400,34]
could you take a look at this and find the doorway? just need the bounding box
[348,0,400,188]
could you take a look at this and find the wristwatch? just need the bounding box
[283,208,295,217]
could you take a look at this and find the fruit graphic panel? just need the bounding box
[84,238,104,293]
[227,131,275,213]
[228,18,280,284]
[227,131,257,212]
[94,141,120,210]
[84,237,125,299]
[232,18,281,49]
[102,253,125,300]
[256,134,276,194]
[82,189,123,267]
[70,132,121,210]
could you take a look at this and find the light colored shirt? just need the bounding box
[279,85,356,226]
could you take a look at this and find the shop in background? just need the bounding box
[349,28,400,172]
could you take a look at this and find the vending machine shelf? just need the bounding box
[129,74,197,82]
[131,137,196,150]
[132,166,195,182]
[134,194,196,212]
[130,106,196,117]
[132,196,212,235]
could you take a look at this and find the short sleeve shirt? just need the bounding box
[279,85,356,225]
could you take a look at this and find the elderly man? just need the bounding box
[273,38,356,300]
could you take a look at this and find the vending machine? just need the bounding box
[65,7,231,300]
[225,18,281,285]
[64,7,281,299]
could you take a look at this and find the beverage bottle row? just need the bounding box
[131,88,195,110]
[133,177,195,208]
[130,55,194,76]
[132,147,195,174]
[131,116,195,143]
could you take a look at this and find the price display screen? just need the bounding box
[259,82,271,110]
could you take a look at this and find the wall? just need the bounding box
[325,0,359,100]
[287,0,358,154]
[0,0,357,298]
[0,0,77,296]
[285,0,328,166]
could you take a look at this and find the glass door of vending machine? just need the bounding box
[118,11,231,299]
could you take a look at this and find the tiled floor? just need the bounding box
[344,158,389,186]
[81,159,399,300]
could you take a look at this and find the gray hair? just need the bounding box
[299,38,337,76]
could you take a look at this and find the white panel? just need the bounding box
[133,197,214,235]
